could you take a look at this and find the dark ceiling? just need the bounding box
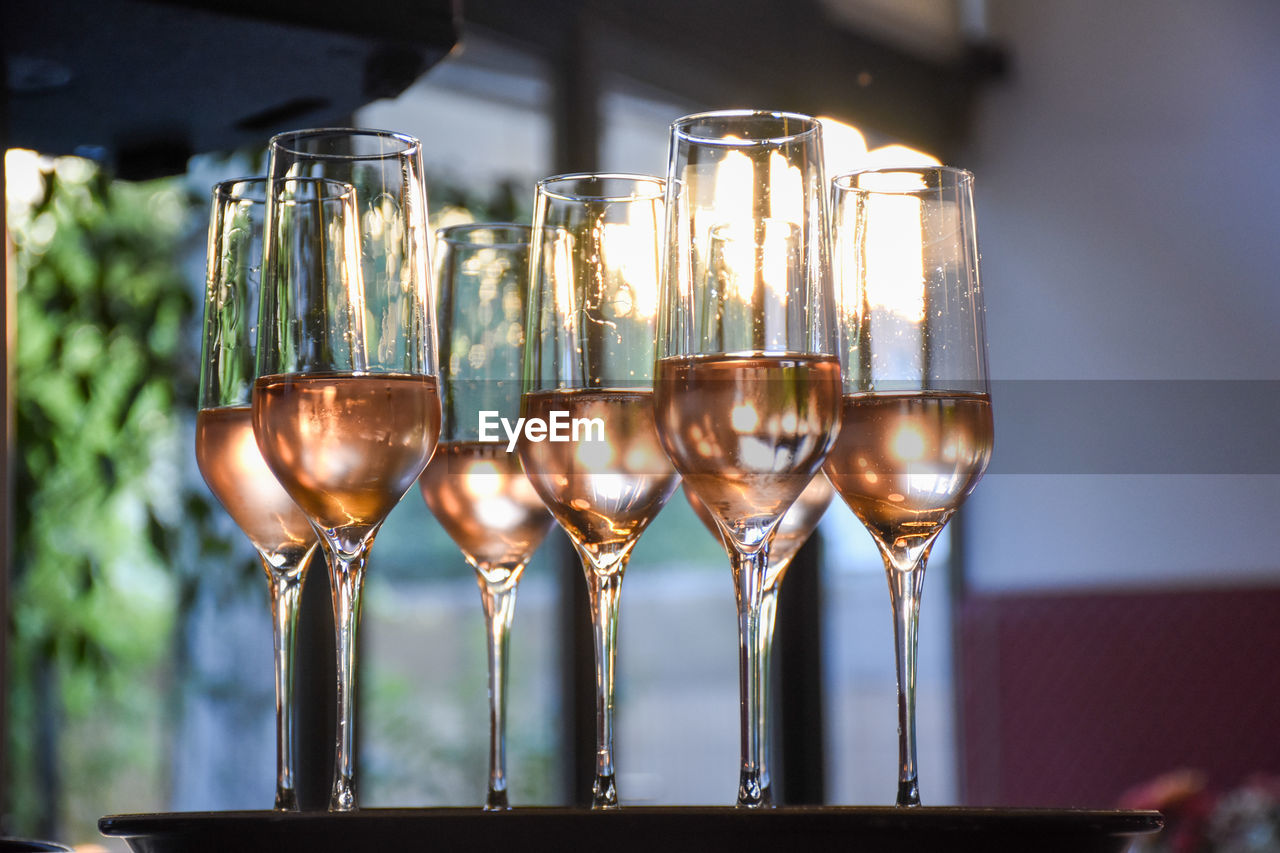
[2,0,1003,179]
[3,0,458,178]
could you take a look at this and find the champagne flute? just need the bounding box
[257,131,441,812]
[824,166,993,806]
[195,177,323,811]
[655,110,842,808]
[417,223,554,810]
[519,174,679,809]
[684,471,833,797]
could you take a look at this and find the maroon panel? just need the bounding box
[957,586,1280,808]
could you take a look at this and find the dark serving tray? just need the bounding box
[100,806,1163,853]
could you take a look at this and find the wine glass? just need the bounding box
[519,174,679,809]
[195,177,323,811]
[417,223,554,810]
[684,471,833,797]
[824,166,994,806]
[655,110,843,808]
[256,130,441,812]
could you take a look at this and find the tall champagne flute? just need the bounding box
[417,224,554,810]
[257,131,441,812]
[519,174,679,809]
[195,177,322,811]
[824,166,993,806]
[655,111,842,808]
[684,471,833,796]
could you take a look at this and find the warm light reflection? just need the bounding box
[463,460,504,498]
[601,221,659,319]
[821,117,939,328]
[818,117,941,176]
[704,147,806,307]
[576,435,616,470]
[767,150,803,227]
[709,218,799,306]
[891,422,926,462]
[233,415,267,474]
[710,144,753,218]
[550,230,575,328]
[865,190,926,323]
[730,404,759,432]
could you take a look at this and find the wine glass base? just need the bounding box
[896,778,921,807]
[484,789,511,811]
[330,780,358,812]
[274,788,299,812]
[736,774,773,808]
[592,774,619,810]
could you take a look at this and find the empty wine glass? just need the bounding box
[824,166,994,806]
[417,223,554,810]
[257,131,441,811]
[519,174,679,809]
[195,177,322,811]
[655,110,842,808]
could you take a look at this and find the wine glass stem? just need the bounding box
[585,564,625,809]
[732,546,771,808]
[477,573,519,811]
[265,559,307,812]
[327,546,367,812]
[886,560,926,807]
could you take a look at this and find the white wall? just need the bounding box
[962,0,1280,591]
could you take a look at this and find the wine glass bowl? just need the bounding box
[417,222,554,810]
[520,173,679,808]
[824,165,993,806]
[257,131,441,812]
[195,176,321,811]
[685,472,834,593]
[655,110,841,807]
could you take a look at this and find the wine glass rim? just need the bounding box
[832,165,975,192]
[212,176,268,204]
[267,127,422,160]
[671,109,822,145]
[437,222,532,247]
[214,176,357,206]
[536,172,665,202]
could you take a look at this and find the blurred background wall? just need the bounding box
[964,0,1280,593]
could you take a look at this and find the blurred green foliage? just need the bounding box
[5,151,226,841]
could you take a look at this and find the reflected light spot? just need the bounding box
[731,404,759,432]
[891,424,926,462]
[463,462,502,499]
[576,437,615,469]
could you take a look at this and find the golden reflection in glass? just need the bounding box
[865,191,927,324]
[601,220,659,320]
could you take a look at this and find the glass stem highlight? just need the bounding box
[265,560,307,812]
[732,545,771,808]
[478,571,519,811]
[756,578,784,806]
[885,557,927,807]
[584,561,626,809]
[327,544,368,812]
